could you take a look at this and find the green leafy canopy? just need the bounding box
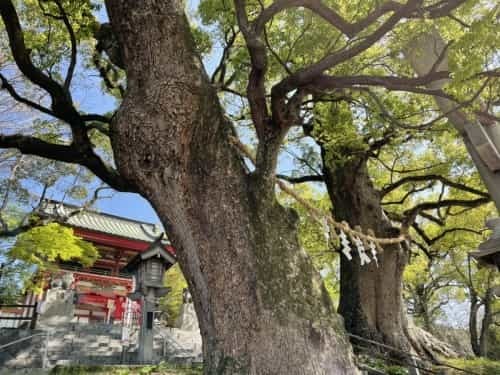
[8,222,98,271]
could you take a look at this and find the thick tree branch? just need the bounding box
[255,0,357,37]
[276,174,324,183]
[80,114,111,123]
[255,0,467,38]
[311,72,452,97]
[423,0,468,18]
[0,0,130,193]
[0,134,132,192]
[271,0,423,99]
[85,121,110,136]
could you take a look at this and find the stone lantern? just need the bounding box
[123,240,175,363]
[470,218,500,270]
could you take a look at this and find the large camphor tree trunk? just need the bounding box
[105,1,359,373]
[321,151,456,361]
[321,152,413,353]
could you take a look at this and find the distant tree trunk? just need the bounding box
[470,289,494,357]
[105,1,359,373]
[469,293,481,356]
[479,298,492,357]
[321,152,413,354]
[415,285,433,333]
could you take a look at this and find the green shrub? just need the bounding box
[161,263,188,326]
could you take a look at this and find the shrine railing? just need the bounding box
[0,302,38,329]
[0,330,51,368]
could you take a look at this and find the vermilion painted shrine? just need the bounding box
[16,201,176,326]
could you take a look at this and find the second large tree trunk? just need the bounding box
[322,152,412,353]
[105,1,359,373]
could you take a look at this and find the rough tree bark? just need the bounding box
[321,151,412,351]
[105,1,359,374]
[2,0,474,372]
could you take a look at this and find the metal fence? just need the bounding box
[0,302,38,329]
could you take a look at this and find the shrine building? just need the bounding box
[23,201,176,325]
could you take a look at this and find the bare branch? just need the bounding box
[419,212,444,226]
[0,134,132,192]
[0,73,55,118]
[404,196,490,226]
[374,158,449,175]
[426,227,483,246]
[382,181,435,205]
[211,27,238,84]
[381,174,490,198]
[234,0,270,137]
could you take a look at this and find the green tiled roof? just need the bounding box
[41,201,167,243]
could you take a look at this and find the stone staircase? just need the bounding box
[44,323,138,367]
[0,324,139,369]
[0,323,202,369]
[154,327,202,364]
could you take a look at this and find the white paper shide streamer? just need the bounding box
[339,229,352,260]
[369,241,379,267]
[353,236,371,265]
